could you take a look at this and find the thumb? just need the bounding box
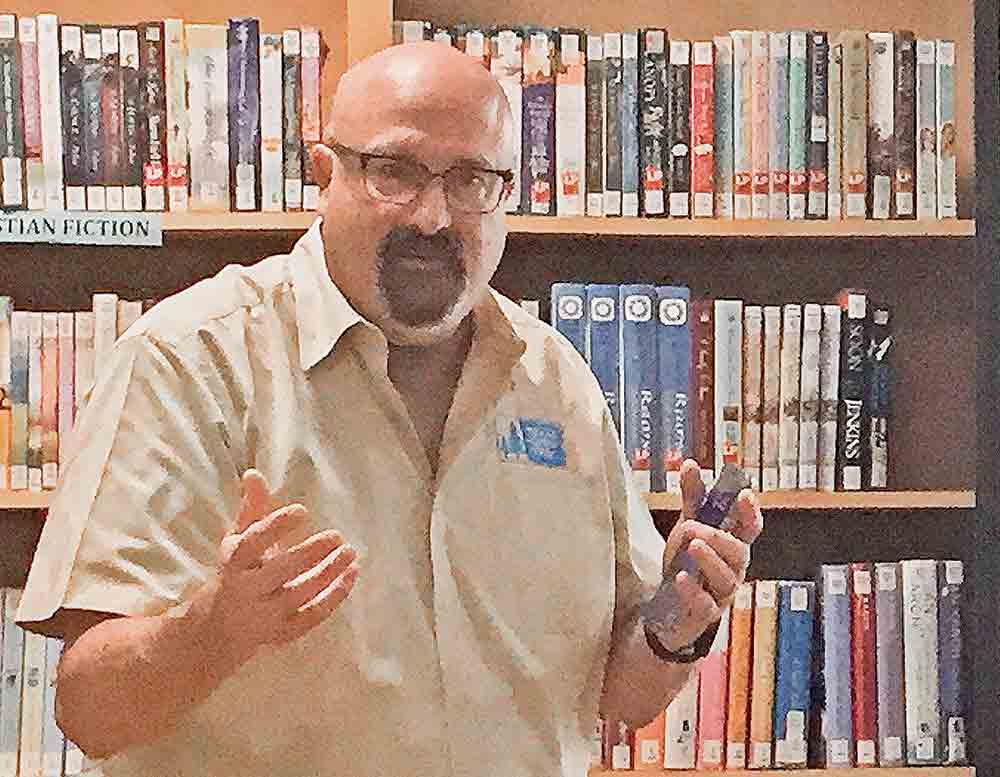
[679,458,706,522]
[236,468,272,534]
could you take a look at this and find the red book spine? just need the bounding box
[690,41,715,218]
[850,561,879,767]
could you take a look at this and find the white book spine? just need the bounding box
[40,637,65,777]
[935,40,957,218]
[901,559,941,764]
[798,303,822,488]
[186,24,229,211]
[41,312,58,490]
[92,292,119,368]
[73,312,95,414]
[259,33,284,212]
[116,299,142,338]
[36,14,64,210]
[664,671,699,768]
[778,304,802,489]
[761,305,781,491]
[300,28,321,211]
[742,305,763,492]
[731,31,752,219]
[828,44,843,219]
[164,19,188,211]
[750,31,770,220]
[557,32,586,217]
[768,31,790,220]
[57,312,74,475]
[28,312,42,493]
[842,32,868,219]
[9,314,28,490]
[868,33,895,220]
[713,35,734,219]
[915,39,938,219]
[817,304,841,490]
[17,629,48,777]
[788,31,808,219]
[0,588,25,777]
[494,30,523,214]
[714,299,744,475]
[19,17,45,210]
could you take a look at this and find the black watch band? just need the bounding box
[643,616,721,664]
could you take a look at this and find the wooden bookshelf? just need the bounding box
[587,769,975,777]
[159,212,976,237]
[0,490,975,512]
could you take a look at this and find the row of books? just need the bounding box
[539,285,891,493]
[395,21,959,222]
[593,559,965,771]
[0,292,144,491]
[0,588,83,777]
[0,14,325,214]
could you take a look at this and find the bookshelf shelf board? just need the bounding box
[506,216,977,238]
[588,769,976,777]
[163,212,319,232]
[0,492,54,509]
[643,490,977,511]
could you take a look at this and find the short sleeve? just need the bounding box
[15,332,243,638]
[601,402,666,634]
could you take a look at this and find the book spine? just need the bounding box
[748,579,779,769]
[550,282,587,359]
[742,305,763,492]
[850,562,878,765]
[28,311,42,491]
[36,14,63,210]
[935,40,957,218]
[731,31,752,219]
[938,560,966,765]
[817,304,842,491]
[714,299,743,475]
[697,607,731,770]
[120,28,142,211]
[713,35,734,219]
[556,31,586,217]
[607,721,633,770]
[603,33,622,216]
[836,291,867,490]
[228,18,261,212]
[92,292,119,368]
[491,29,522,215]
[138,22,167,212]
[0,16,24,209]
[638,29,666,218]
[788,31,808,220]
[915,40,937,219]
[620,31,639,217]
[41,636,66,777]
[585,34,605,216]
[620,284,658,492]
[691,298,715,483]
[768,32,790,220]
[281,29,302,211]
[691,41,714,218]
[828,43,843,219]
[9,312,28,489]
[901,559,942,765]
[841,31,868,218]
[667,40,691,218]
[798,303,822,489]
[82,27,104,210]
[874,561,906,767]
[40,312,57,489]
[806,32,829,219]
[164,18,188,211]
[819,564,854,767]
[750,31,769,220]
[663,672,699,768]
[726,582,754,768]
[20,17,44,210]
[893,31,916,219]
[867,32,894,220]
[778,304,802,489]
[17,629,47,777]
[73,312,95,414]
[632,711,666,770]
[186,24,229,212]
[258,32,283,212]
[393,19,430,44]
[300,27,321,211]
[654,286,690,493]
[0,297,10,490]
[866,306,891,489]
[100,27,124,211]
[0,588,26,774]
[773,581,815,768]
[522,29,557,216]
[56,312,74,474]
[761,305,781,491]
[586,284,621,439]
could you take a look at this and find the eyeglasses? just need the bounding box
[329,141,515,214]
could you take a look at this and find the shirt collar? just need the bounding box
[290,217,526,373]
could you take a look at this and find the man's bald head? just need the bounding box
[325,42,515,168]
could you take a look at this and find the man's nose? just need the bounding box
[406,175,453,235]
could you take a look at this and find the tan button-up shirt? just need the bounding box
[16,218,665,777]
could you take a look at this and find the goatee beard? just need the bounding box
[376,226,467,326]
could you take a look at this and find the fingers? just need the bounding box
[224,504,309,571]
[672,570,721,636]
[249,529,350,598]
[726,489,765,544]
[687,537,743,603]
[237,469,273,534]
[270,561,361,645]
[267,541,358,613]
[679,459,706,521]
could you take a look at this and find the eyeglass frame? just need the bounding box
[327,141,516,214]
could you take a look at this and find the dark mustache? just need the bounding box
[376,227,463,266]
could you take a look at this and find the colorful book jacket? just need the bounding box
[586,284,621,439]
[818,564,853,767]
[652,286,690,493]
[521,28,556,216]
[874,561,906,766]
[549,282,587,360]
[773,581,816,768]
[638,29,667,217]
[620,284,658,492]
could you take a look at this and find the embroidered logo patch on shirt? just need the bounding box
[496,415,566,468]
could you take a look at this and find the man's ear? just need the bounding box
[310,142,335,190]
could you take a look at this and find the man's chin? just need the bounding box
[378,304,468,346]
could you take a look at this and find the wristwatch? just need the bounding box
[643,616,721,664]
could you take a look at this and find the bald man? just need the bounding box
[15,42,761,777]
